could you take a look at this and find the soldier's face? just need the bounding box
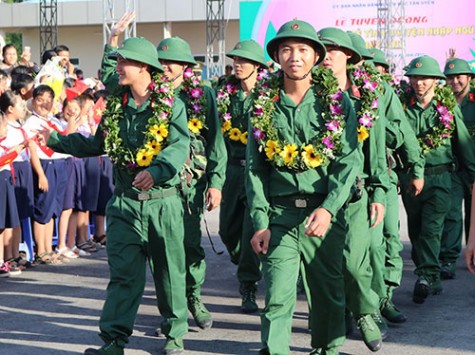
[159,60,187,80]
[277,39,318,79]
[232,56,258,80]
[322,45,351,76]
[115,57,145,86]
[409,76,437,97]
[446,74,471,94]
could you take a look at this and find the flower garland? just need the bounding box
[181,67,207,135]
[402,84,456,154]
[348,65,380,142]
[250,68,346,170]
[102,72,174,174]
[216,75,248,144]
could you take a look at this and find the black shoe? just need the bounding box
[380,298,407,323]
[371,312,388,340]
[413,278,430,304]
[356,314,382,352]
[440,262,456,280]
[187,295,213,329]
[84,341,124,355]
[240,282,258,313]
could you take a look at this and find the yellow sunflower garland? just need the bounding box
[182,68,207,136]
[250,67,346,170]
[216,75,251,145]
[102,72,174,174]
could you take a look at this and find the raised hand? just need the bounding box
[109,11,136,46]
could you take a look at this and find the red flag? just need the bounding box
[93,97,106,124]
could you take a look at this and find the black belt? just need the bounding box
[114,187,178,201]
[424,164,454,175]
[229,158,246,167]
[271,195,324,209]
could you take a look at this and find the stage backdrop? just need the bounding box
[240,0,475,74]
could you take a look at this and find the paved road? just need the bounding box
[1,204,475,355]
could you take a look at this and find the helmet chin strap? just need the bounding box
[284,68,313,81]
[454,81,469,98]
[241,69,256,81]
[415,81,435,101]
[169,69,185,82]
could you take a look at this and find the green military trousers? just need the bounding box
[400,171,452,281]
[440,171,471,264]
[219,162,260,283]
[99,192,188,347]
[380,174,404,299]
[343,190,380,315]
[260,196,346,354]
[183,178,207,296]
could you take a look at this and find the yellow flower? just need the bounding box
[265,140,281,160]
[145,140,161,155]
[302,144,323,168]
[229,127,242,141]
[188,118,203,134]
[240,131,248,145]
[280,143,298,165]
[358,127,369,142]
[136,148,154,167]
[149,123,169,142]
[221,120,232,133]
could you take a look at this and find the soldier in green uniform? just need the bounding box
[370,48,390,75]
[400,55,475,304]
[218,40,268,313]
[38,36,190,355]
[318,28,388,351]
[155,36,227,330]
[248,20,359,355]
[440,58,475,279]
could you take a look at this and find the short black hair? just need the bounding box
[2,44,16,58]
[10,73,34,94]
[33,84,55,99]
[41,49,57,65]
[10,65,35,76]
[54,44,70,53]
[93,89,109,102]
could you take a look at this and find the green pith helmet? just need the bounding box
[110,37,163,71]
[404,55,446,79]
[370,48,389,70]
[347,32,373,60]
[226,40,268,68]
[156,36,197,66]
[266,19,326,64]
[444,58,474,77]
[317,27,362,65]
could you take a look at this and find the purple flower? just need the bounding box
[149,81,156,91]
[325,120,340,131]
[353,67,363,80]
[254,105,264,116]
[257,70,268,81]
[253,127,265,141]
[363,79,378,92]
[192,77,200,86]
[217,91,226,100]
[191,103,202,113]
[127,162,138,170]
[160,111,169,119]
[160,85,170,93]
[183,68,193,79]
[223,112,232,121]
[330,91,343,102]
[440,113,453,124]
[424,137,434,147]
[330,104,343,115]
[164,97,174,107]
[226,83,236,94]
[322,136,335,149]
[441,132,451,138]
[190,88,204,99]
[359,113,374,127]
[436,104,449,115]
[370,98,379,110]
[102,130,109,137]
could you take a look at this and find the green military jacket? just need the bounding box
[380,81,425,179]
[47,45,190,192]
[346,75,390,206]
[224,82,253,161]
[459,86,475,143]
[175,83,227,189]
[246,85,360,232]
[404,97,475,181]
